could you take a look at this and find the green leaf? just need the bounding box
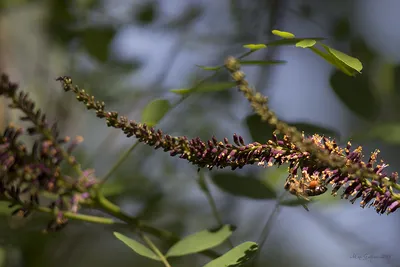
[135,2,157,25]
[290,122,339,139]
[141,99,171,127]
[0,201,13,216]
[195,65,221,71]
[239,60,286,65]
[170,82,236,95]
[243,44,267,51]
[80,27,116,62]
[211,173,277,199]
[166,225,235,257]
[332,17,351,41]
[364,124,400,144]
[267,38,325,47]
[202,242,259,267]
[271,30,295,39]
[113,232,160,261]
[330,70,380,120]
[100,182,125,197]
[0,246,5,267]
[245,115,338,142]
[261,167,288,190]
[321,44,363,73]
[295,39,316,48]
[309,46,355,76]
[350,38,376,66]
[245,114,275,143]
[395,64,400,95]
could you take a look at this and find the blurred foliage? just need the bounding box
[1,0,400,267]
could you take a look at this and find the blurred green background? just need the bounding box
[1,0,400,266]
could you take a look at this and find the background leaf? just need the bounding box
[170,82,236,95]
[246,114,339,141]
[135,2,157,25]
[141,99,171,127]
[113,232,160,261]
[166,225,235,257]
[330,70,380,120]
[363,123,400,144]
[0,247,5,267]
[331,17,351,41]
[261,167,289,190]
[350,38,376,66]
[202,242,259,267]
[290,122,339,139]
[211,173,277,199]
[245,114,275,143]
[80,27,116,62]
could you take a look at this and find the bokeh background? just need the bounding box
[1,0,400,266]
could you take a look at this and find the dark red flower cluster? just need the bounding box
[0,74,95,231]
[55,75,400,214]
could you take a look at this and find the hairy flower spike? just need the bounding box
[56,74,400,214]
[225,57,400,214]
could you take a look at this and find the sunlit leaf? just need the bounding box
[170,82,236,95]
[309,46,355,76]
[113,232,160,261]
[295,39,316,48]
[272,30,295,39]
[202,242,259,267]
[211,173,277,199]
[239,60,286,65]
[330,70,379,120]
[243,44,267,51]
[322,44,363,73]
[166,225,235,257]
[81,27,116,62]
[141,99,171,127]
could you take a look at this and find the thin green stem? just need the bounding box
[35,206,116,225]
[253,195,283,267]
[198,171,234,248]
[139,232,172,267]
[99,141,140,185]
